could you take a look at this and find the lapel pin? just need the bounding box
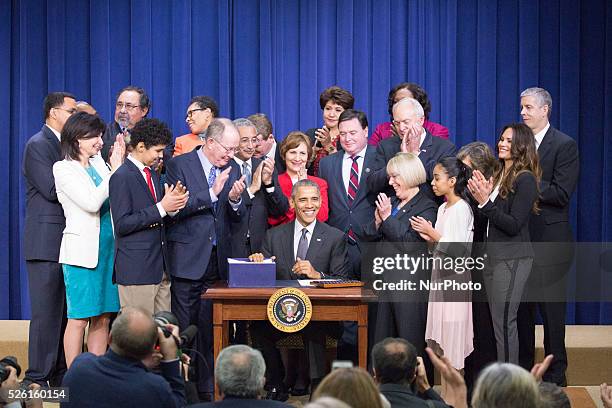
[316,238,321,242]
[365,168,370,173]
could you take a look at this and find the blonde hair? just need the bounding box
[472,363,539,408]
[386,152,426,188]
[312,368,384,408]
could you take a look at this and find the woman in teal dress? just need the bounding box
[53,112,125,367]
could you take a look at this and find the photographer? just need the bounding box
[61,307,185,407]
[0,359,42,408]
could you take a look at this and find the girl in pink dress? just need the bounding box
[411,157,475,395]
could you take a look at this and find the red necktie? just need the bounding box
[143,167,157,201]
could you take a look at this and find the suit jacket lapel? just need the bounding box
[333,153,349,208]
[42,125,62,160]
[537,127,554,161]
[355,146,376,203]
[125,159,156,204]
[305,222,324,262]
[186,148,210,196]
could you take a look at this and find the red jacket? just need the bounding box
[267,172,329,226]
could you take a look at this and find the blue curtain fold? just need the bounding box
[1,0,610,322]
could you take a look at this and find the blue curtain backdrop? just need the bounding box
[1,0,611,322]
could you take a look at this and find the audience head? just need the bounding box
[387,82,432,120]
[114,86,150,129]
[305,397,352,408]
[312,367,385,408]
[280,131,313,176]
[233,118,258,161]
[457,141,498,180]
[520,87,552,133]
[319,86,355,130]
[338,109,369,156]
[371,337,418,386]
[60,112,106,161]
[386,152,426,199]
[290,179,321,226]
[109,307,158,361]
[186,95,218,135]
[215,345,266,400]
[248,113,275,158]
[538,382,571,408]
[76,100,97,115]
[472,363,540,408]
[128,118,173,167]
[44,91,77,132]
[432,157,473,203]
[392,98,425,140]
[203,118,240,168]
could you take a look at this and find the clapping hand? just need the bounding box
[400,123,422,154]
[410,216,438,242]
[212,167,232,196]
[160,183,189,212]
[467,169,494,205]
[375,193,392,221]
[297,165,308,181]
[249,162,264,194]
[229,175,247,202]
[530,354,553,383]
[314,126,332,148]
[261,157,275,186]
[601,383,612,408]
[426,347,467,408]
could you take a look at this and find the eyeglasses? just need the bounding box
[54,107,77,115]
[185,108,205,120]
[213,138,239,154]
[115,102,140,111]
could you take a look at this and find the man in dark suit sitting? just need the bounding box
[62,307,185,408]
[367,97,456,202]
[248,179,349,400]
[190,344,291,408]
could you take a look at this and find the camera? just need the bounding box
[0,356,21,383]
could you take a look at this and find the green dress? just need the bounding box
[62,166,120,319]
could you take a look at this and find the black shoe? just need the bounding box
[266,386,289,402]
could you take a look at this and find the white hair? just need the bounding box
[392,97,425,119]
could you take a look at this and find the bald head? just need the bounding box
[110,307,157,360]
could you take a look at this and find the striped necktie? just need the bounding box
[347,155,359,244]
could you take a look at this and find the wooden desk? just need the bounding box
[203,282,376,399]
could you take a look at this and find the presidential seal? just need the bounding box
[267,287,313,333]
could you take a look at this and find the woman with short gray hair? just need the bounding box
[472,363,540,408]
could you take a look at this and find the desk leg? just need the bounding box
[357,304,368,369]
[213,302,223,401]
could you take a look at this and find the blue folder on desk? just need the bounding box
[227,258,276,288]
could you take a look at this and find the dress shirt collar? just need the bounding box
[294,219,316,237]
[419,128,427,148]
[534,122,550,150]
[197,146,215,175]
[343,145,368,162]
[266,140,277,160]
[233,156,252,169]
[127,154,149,172]
[46,124,61,141]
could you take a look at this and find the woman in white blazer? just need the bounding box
[53,112,124,367]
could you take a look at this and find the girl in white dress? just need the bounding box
[411,157,475,395]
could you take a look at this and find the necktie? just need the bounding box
[207,166,218,212]
[346,156,360,244]
[143,167,157,201]
[242,162,252,186]
[296,228,309,261]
